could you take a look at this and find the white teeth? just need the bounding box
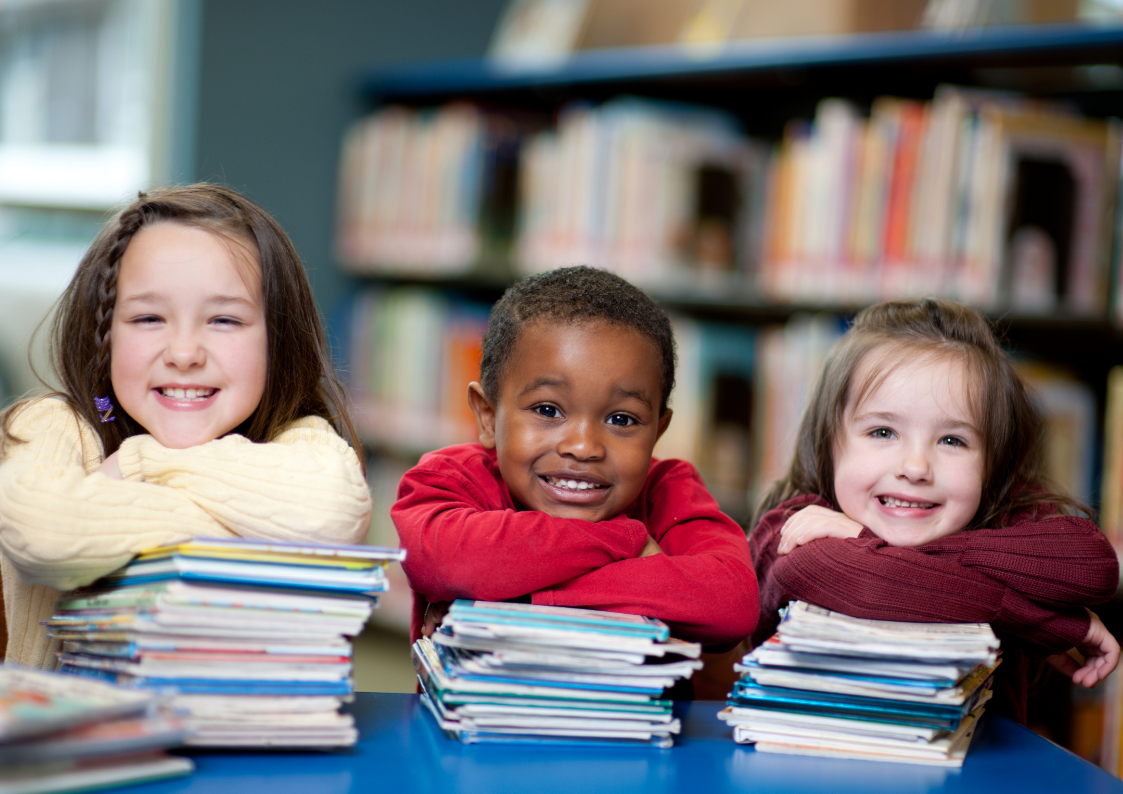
[161,387,214,401]
[881,496,934,509]
[546,476,603,491]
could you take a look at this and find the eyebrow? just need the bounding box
[615,387,653,410]
[854,410,979,433]
[518,377,654,409]
[120,292,256,308]
[518,377,566,398]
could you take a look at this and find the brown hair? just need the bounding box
[1,184,362,469]
[752,298,1084,529]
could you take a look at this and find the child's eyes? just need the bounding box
[870,427,895,439]
[130,315,162,325]
[533,404,560,419]
[940,435,967,447]
[211,316,245,327]
[606,413,637,428]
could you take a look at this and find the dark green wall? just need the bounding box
[192,0,507,318]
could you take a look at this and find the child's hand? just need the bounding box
[639,535,664,557]
[97,452,122,480]
[422,600,450,638]
[1045,609,1120,688]
[778,505,863,555]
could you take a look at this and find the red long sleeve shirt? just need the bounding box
[750,494,1120,722]
[393,443,759,647]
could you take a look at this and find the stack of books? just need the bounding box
[0,667,191,794]
[719,601,1000,767]
[47,537,405,748]
[413,600,703,747]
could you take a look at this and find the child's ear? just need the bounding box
[467,382,497,449]
[655,409,673,442]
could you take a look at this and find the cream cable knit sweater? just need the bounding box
[0,398,372,669]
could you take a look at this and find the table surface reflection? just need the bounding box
[115,693,1123,794]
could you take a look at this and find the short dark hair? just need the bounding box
[480,266,676,414]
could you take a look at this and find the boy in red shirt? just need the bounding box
[393,266,758,655]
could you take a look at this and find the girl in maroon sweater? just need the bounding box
[749,298,1119,723]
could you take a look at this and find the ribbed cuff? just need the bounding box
[994,587,1089,654]
[115,436,149,481]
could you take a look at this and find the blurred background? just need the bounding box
[5,0,1123,772]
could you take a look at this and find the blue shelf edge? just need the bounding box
[359,22,1123,100]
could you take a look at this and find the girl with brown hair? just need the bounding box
[750,298,1119,723]
[0,184,372,668]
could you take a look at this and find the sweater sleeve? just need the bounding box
[911,512,1118,607]
[0,402,371,592]
[749,496,1092,654]
[0,399,216,589]
[116,416,371,547]
[393,453,650,603]
[531,461,758,647]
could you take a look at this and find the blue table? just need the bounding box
[125,693,1122,794]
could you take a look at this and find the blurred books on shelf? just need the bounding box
[761,88,1119,312]
[749,315,846,509]
[0,667,192,794]
[414,600,702,747]
[336,104,533,278]
[1017,362,1097,506]
[336,89,1122,317]
[719,601,999,767]
[345,287,491,456]
[48,538,405,748]
[515,99,768,287]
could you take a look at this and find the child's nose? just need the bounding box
[164,331,206,369]
[896,447,932,482]
[558,418,605,461]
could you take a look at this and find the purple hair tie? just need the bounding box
[94,396,116,423]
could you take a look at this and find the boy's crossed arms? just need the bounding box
[395,447,757,646]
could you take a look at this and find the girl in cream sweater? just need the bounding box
[0,184,372,668]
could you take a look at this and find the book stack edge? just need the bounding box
[413,600,702,747]
[719,601,1000,767]
[47,537,405,748]
[0,667,192,794]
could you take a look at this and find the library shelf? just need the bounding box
[359,23,1123,106]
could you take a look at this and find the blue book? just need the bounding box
[447,600,670,641]
[728,681,972,730]
[58,666,351,696]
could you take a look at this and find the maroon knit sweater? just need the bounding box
[750,494,1120,724]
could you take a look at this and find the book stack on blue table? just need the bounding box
[0,667,192,794]
[719,601,1000,767]
[413,600,703,747]
[46,537,405,748]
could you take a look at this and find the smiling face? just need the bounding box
[468,320,672,522]
[832,350,984,546]
[109,221,268,449]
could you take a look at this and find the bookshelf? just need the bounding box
[358,24,1123,103]
[337,21,1123,762]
